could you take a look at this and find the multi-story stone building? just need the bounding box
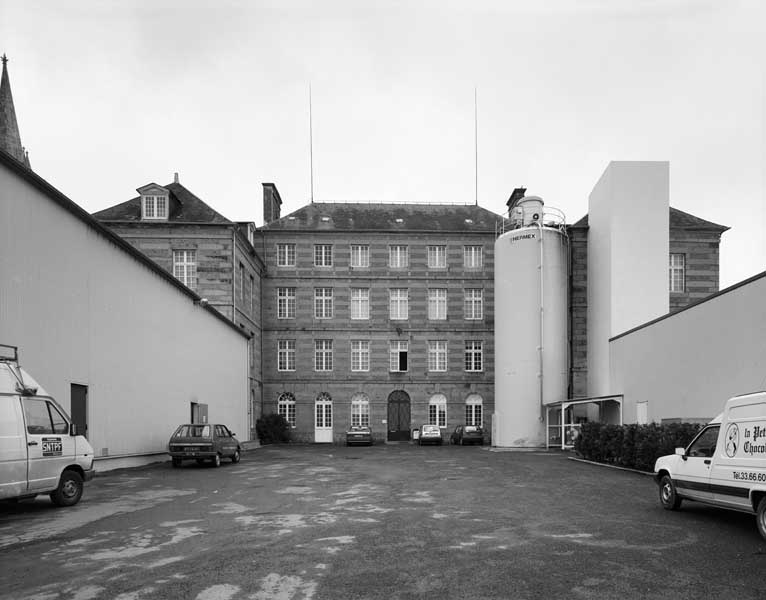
[93,178,264,434]
[257,186,501,443]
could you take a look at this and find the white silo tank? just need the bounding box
[493,196,569,447]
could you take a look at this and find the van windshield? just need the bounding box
[174,425,211,438]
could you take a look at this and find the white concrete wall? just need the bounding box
[0,161,249,470]
[610,273,766,423]
[587,161,669,396]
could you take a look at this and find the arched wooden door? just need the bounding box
[387,390,411,441]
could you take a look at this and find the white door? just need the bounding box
[674,424,719,502]
[0,396,28,498]
[314,399,333,443]
[22,397,75,493]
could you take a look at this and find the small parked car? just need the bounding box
[418,424,443,446]
[167,423,241,468]
[450,425,484,446]
[346,425,373,446]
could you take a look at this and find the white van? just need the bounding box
[0,345,95,506]
[654,391,766,539]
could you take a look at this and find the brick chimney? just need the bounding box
[262,183,282,225]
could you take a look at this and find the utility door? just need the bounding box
[70,384,88,438]
[314,396,333,443]
[21,397,75,493]
[674,424,720,502]
[387,391,411,441]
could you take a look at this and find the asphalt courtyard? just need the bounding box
[1,443,765,600]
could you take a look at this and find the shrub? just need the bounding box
[255,413,291,444]
[574,421,702,471]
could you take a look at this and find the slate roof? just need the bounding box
[93,182,231,224]
[260,202,506,232]
[570,208,728,232]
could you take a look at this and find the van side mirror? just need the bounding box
[675,447,686,460]
[70,423,79,436]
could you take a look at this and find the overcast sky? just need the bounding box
[1,0,764,288]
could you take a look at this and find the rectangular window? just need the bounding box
[351,399,370,427]
[389,245,409,268]
[465,403,483,426]
[314,244,333,267]
[350,244,370,268]
[315,339,333,371]
[429,401,447,427]
[427,245,447,268]
[669,253,685,293]
[351,340,370,372]
[389,288,409,320]
[277,340,295,371]
[389,341,408,372]
[173,250,197,289]
[428,288,447,320]
[464,289,483,320]
[464,245,483,268]
[314,288,334,319]
[143,195,168,220]
[277,243,296,267]
[250,275,255,315]
[238,262,245,300]
[465,341,483,372]
[350,288,370,320]
[277,287,296,319]
[427,341,448,372]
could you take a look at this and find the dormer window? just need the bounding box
[143,195,168,219]
[137,183,170,221]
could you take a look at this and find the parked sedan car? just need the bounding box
[167,423,241,468]
[346,425,373,446]
[418,424,443,445]
[450,425,484,446]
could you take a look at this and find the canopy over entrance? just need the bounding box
[546,395,623,449]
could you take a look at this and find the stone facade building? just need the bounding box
[93,179,264,434]
[257,189,500,444]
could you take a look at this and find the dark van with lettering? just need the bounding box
[654,391,766,539]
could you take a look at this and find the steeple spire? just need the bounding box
[0,53,31,168]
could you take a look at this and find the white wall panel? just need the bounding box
[0,162,249,470]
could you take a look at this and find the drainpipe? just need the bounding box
[536,220,545,424]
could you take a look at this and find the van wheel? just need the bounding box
[50,470,84,507]
[757,497,766,540]
[659,475,682,510]
[211,454,221,468]
[231,449,241,464]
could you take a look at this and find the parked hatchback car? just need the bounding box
[346,425,373,446]
[418,424,443,445]
[450,425,484,446]
[167,424,241,468]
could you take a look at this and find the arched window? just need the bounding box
[429,394,447,428]
[465,394,482,427]
[350,393,370,427]
[278,392,296,427]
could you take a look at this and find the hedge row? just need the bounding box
[573,422,702,472]
[255,413,291,444]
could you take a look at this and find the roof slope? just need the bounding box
[260,202,505,232]
[93,182,231,224]
[570,208,728,232]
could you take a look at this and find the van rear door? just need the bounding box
[21,396,74,493]
[0,396,28,499]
